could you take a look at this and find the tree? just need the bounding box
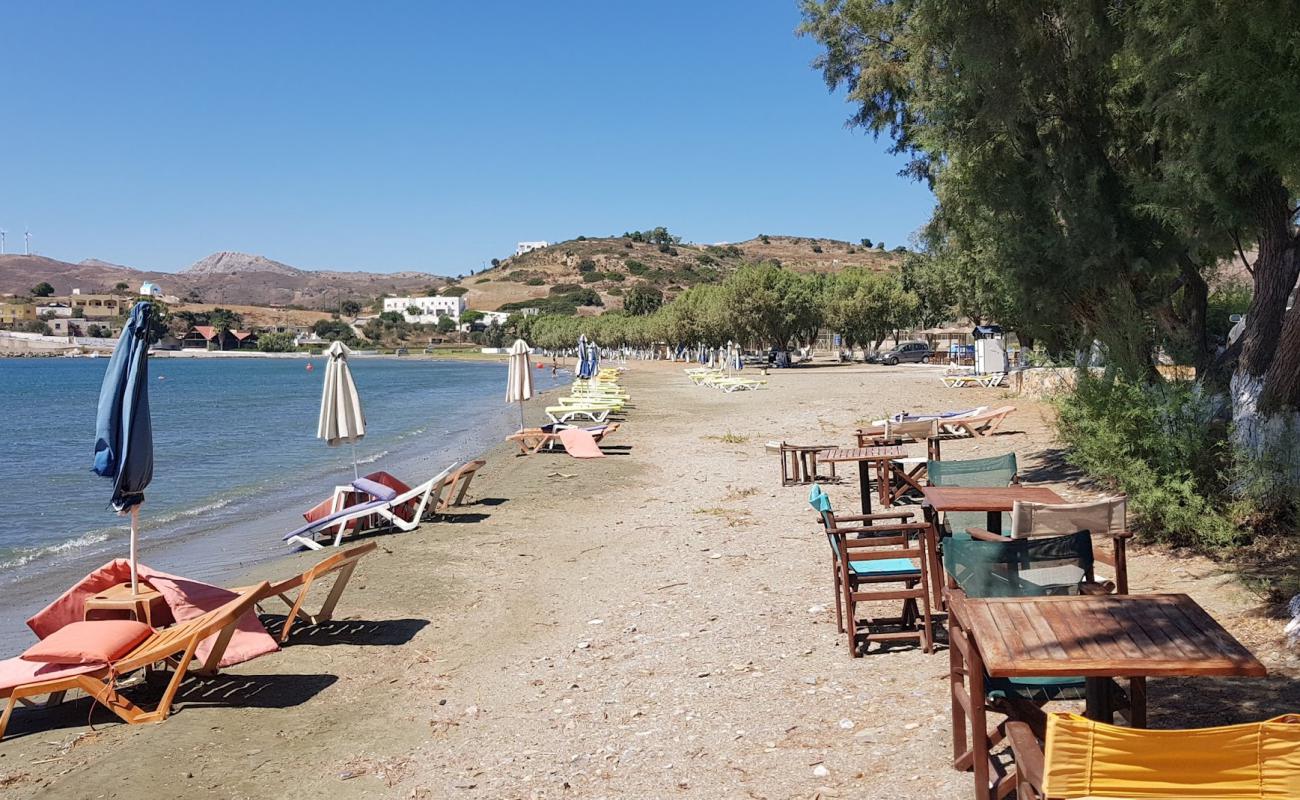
[490,258,501,268]
[208,308,239,351]
[257,332,298,352]
[339,299,362,319]
[113,282,130,295]
[435,316,456,334]
[825,268,920,351]
[623,285,664,316]
[461,310,485,326]
[405,304,422,318]
[721,263,822,351]
[313,318,357,344]
[31,282,54,297]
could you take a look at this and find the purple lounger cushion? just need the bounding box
[282,497,390,541]
[351,477,398,502]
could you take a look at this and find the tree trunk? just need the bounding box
[1230,175,1300,496]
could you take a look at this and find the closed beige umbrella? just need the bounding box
[506,338,534,431]
[318,340,367,478]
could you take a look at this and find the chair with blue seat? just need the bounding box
[927,452,1019,537]
[944,532,1142,795]
[809,485,934,656]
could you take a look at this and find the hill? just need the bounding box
[460,234,905,312]
[0,252,446,310]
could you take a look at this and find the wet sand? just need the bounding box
[2,361,1297,799]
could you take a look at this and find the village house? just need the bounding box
[57,290,130,319]
[382,295,468,324]
[181,325,260,350]
[0,301,36,328]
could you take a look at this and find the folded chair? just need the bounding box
[237,542,377,643]
[1007,712,1300,799]
[927,452,1019,537]
[438,459,486,511]
[880,418,942,505]
[944,534,1139,800]
[0,582,269,741]
[809,485,933,656]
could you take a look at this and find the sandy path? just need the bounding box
[3,363,1296,799]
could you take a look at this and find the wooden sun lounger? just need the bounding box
[507,423,620,455]
[942,405,1016,437]
[438,459,486,511]
[0,582,269,741]
[234,543,377,643]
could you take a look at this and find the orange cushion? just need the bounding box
[20,620,152,665]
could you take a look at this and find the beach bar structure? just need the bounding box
[180,325,260,351]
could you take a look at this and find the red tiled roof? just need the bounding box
[192,325,217,339]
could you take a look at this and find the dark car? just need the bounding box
[877,341,934,365]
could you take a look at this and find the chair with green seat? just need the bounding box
[809,485,934,656]
[944,532,1140,795]
[926,452,1019,537]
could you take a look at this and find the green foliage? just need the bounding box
[623,285,663,316]
[475,277,491,284]
[1055,373,1238,547]
[31,282,54,297]
[577,259,597,273]
[312,319,358,344]
[339,299,363,318]
[626,260,648,275]
[1206,280,1252,342]
[825,268,920,349]
[460,310,485,325]
[18,319,51,334]
[257,332,298,352]
[525,277,546,286]
[859,239,872,248]
[435,316,457,334]
[440,285,469,297]
[605,272,625,282]
[811,244,823,253]
[581,271,603,284]
[490,258,500,267]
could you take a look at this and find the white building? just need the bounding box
[383,295,468,324]
[515,241,549,256]
[477,310,512,326]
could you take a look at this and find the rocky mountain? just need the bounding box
[0,252,447,309]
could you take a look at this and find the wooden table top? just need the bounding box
[954,594,1267,678]
[816,445,908,463]
[86,582,163,604]
[920,485,1064,511]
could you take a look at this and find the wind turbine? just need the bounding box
[24,228,31,256]
[0,229,6,255]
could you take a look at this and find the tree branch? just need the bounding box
[1230,228,1255,276]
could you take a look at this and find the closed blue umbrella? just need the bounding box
[92,301,155,594]
[576,334,590,379]
[588,340,600,378]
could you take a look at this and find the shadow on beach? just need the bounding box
[1019,447,1087,485]
[5,673,338,742]
[258,615,429,647]
[1144,674,1300,727]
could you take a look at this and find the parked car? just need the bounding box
[875,341,934,365]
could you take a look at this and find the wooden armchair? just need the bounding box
[815,506,934,656]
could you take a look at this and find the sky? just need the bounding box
[1,1,935,274]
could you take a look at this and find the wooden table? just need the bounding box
[816,446,908,513]
[920,485,1065,608]
[952,593,1265,799]
[84,582,167,626]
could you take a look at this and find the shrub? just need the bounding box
[475,277,491,284]
[607,287,624,296]
[576,235,587,241]
[550,283,581,295]
[1054,372,1237,547]
[525,277,546,286]
[257,332,298,352]
[696,254,715,266]
[811,244,823,253]
[605,272,625,282]
[760,235,771,244]
[624,242,634,249]
[581,271,603,283]
[440,285,468,297]
[626,260,647,275]
[577,259,597,273]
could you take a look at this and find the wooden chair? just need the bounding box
[0,582,269,741]
[811,488,933,656]
[1007,712,1300,799]
[780,442,838,486]
[927,452,1019,536]
[879,419,942,505]
[438,459,486,511]
[1009,496,1132,593]
[944,534,1140,799]
[234,542,377,644]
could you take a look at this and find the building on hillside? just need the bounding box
[477,310,511,326]
[0,301,36,328]
[515,241,549,256]
[181,325,260,350]
[58,290,129,319]
[36,303,73,318]
[382,295,468,324]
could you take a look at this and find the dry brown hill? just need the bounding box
[0,252,446,310]
[461,234,905,312]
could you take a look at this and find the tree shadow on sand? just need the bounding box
[1143,673,1300,727]
[5,673,338,742]
[257,616,429,647]
[1018,447,1088,485]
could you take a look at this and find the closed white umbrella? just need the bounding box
[318,340,367,478]
[506,338,534,431]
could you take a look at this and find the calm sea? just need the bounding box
[0,355,561,648]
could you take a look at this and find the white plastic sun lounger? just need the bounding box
[284,463,458,549]
[546,405,611,424]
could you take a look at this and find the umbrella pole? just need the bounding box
[519,399,526,432]
[351,440,359,480]
[129,505,140,597]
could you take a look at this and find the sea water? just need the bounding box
[0,356,561,647]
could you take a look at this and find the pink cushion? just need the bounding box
[19,620,152,665]
[0,657,101,693]
[559,428,605,459]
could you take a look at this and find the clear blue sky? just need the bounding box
[1,1,934,274]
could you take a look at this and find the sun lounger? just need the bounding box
[941,405,1016,437]
[235,542,377,643]
[545,405,611,424]
[438,459,486,511]
[717,378,766,392]
[285,463,458,549]
[507,423,620,454]
[0,582,269,741]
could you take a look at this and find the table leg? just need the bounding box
[924,507,944,610]
[876,459,890,507]
[986,510,1001,536]
[1085,677,1115,723]
[858,462,873,515]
